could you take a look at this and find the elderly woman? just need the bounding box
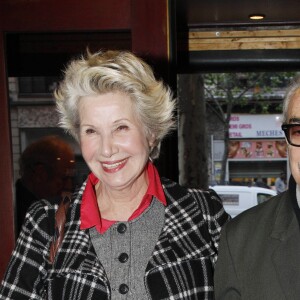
[0,50,229,299]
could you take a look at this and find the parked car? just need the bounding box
[210,185,277,218]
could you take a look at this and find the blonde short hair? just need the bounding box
[55,50,176,160]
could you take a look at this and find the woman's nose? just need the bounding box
[100,135,117,158]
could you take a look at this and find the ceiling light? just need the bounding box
[249,14,266,20]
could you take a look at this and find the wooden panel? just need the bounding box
[131,0,169,69]
[190,29,300,38]
[0,0,130,31]
[0,35,15,281]
[188,29,300,51]
[189,41,300,50]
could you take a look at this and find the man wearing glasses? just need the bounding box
[215,78,300,299]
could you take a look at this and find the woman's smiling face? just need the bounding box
[79,91,154,192]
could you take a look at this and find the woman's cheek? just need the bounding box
[80,139,95,161]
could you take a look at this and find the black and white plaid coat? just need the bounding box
[0,177,229,300]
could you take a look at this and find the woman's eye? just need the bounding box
[116,125,129,131]
[85,128,95,134]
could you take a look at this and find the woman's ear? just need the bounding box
[148,132,156,148]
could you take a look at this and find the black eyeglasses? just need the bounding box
[281,124,300,147]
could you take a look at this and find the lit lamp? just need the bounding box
[249,14,266,20]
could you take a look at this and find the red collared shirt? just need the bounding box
[80,162,166,234]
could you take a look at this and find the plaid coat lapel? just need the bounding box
[144,178,228,299]
[51,186,108,283]
[146,178,218,270]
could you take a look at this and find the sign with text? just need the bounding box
[228,139,287,160]
[229,114,284,139]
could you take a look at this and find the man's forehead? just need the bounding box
[295,88,300,97]
[288,92,300,119]
[290,89,300,104]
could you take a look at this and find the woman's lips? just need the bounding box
[101,158,128,173]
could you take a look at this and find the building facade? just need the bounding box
[209,114,288,187]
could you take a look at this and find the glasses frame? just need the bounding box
[281,123,300,147]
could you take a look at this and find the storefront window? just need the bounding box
[206,71,298,186]
[18,76,58,95]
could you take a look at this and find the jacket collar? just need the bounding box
[270,175,298,241]
[146,178,210,270]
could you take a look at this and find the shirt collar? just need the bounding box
[80,162,166,231]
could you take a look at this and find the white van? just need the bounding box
[210,185,277,218]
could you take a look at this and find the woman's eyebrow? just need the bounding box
[113,118,130,124]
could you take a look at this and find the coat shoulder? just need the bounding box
[161,177,229,219]
[223,192,289,245]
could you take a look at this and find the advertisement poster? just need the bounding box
[228,139,287,159]
[229,114,284,139]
